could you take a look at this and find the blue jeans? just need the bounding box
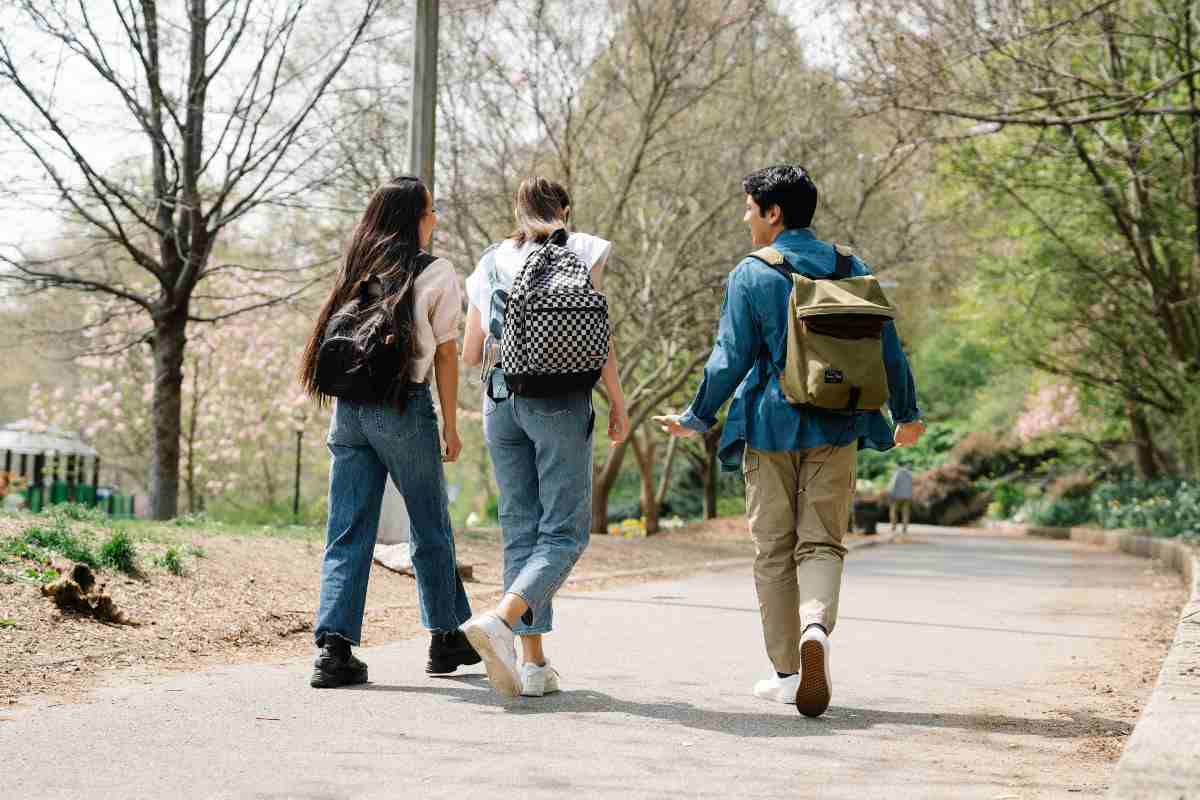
[483,374,593,636]
[314,387,471,645]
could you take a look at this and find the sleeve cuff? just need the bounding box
[679,409,710,434]
[894,409,922,425]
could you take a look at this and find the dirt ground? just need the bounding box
[0,515,780,707]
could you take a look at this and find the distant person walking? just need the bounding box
[656,165,924,717]
[299,176,478,688]
[460,177,629,698]
[888,466,914,534]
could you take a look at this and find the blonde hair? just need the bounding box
[511,176,571,246]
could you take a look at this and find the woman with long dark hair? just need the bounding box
[460,177,629,698]
[299,176,478,688]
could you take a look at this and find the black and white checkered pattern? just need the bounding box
[501,239,611,380]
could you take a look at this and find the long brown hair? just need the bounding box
[299,176,431,402]
[511,176,571,246]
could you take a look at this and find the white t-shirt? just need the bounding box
[409,257,463,383]
[465,232,612,333]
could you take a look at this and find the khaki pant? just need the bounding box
[744,443,857,675]
[889,499,912,533]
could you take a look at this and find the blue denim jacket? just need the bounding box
[679,228,921,471]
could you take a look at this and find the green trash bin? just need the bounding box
[50,480,69,505]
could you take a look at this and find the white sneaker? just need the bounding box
[753,673,800,704]
[520,661,561,697]
[796,626,832,718]
[460,614,521,698]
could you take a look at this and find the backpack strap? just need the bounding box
[832,243,855,279]
[747,246,799,282]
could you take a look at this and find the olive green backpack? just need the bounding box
[748,244,896,414]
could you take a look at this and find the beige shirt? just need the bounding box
[409,257,463,383]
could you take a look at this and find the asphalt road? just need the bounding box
[2,531,1163,799]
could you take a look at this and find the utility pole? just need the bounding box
[409,0,439,189]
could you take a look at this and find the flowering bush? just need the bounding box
[1015,383,1081,442]
[28,303,327,512]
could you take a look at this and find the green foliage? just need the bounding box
[99,529,138,574]
[50,503,111,525]
[187,544,207,559]
[156,547,185,576]
[912,328,998,422]
[24,566,59,583]
[172,512,211,528]
[1091,480,1200,538]
[857,421,964,483]
[989,480,1027,519]
[1029,496,1095,528]
[0,618,16,628]
[22,521,98,567]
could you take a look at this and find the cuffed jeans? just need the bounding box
[314,388,471,646]
[483,377,593,636]
[744,443,857,675]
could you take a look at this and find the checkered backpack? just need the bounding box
[499,230,611,397]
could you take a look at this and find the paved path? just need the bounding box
[1,532,1167,799]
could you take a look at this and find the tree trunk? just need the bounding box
[654,435,679,510]
[150,314,187,520]
[1127,400,1161,480]
[630,432,660,535]
[591,439,629,534]
[702,422,723,519]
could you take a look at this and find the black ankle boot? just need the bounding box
[311,636,368,688]
[426,629,482,675]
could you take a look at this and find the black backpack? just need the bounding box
[314,253,436,409]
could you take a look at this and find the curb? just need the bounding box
[1012,524,1199,799]
[562,529,902,587]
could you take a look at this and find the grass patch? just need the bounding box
[22,521,98,567]
[187,544,207,559]
[157,547,185,576]
[51,503,111,525]
[99,529,139,574]
[23,566,58,583]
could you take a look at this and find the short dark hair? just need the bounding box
[742,165,818,229]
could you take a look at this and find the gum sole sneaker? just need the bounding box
[796,627,832,718]
[461,614,521,698]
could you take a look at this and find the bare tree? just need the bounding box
[0,0,387,517]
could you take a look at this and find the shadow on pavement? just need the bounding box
[357,678,1125,740]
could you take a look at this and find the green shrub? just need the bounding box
[1091,479,1200,538]
[187,544,207,559]
[990,480,1027,519]
[99,529,138,574]
[1031,496,1094,527]
[51,503,110,525]
[157,547,185,576]
[23,521,98,567]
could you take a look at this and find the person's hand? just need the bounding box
[443,427,462,462]
[608,402,630,444]
[894,420,926,448]
[653,414,698,438]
